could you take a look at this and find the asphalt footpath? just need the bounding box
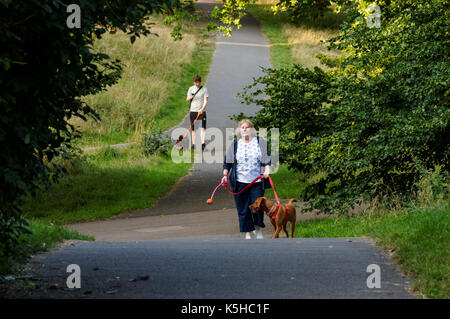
[115,1,271,219]
[7,238,413,299]
[66,0,275,240]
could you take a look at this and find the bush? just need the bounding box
[272,0,335,22]
[0,0,184,255]
[141,129,172,156]
[415,165,450,205]
[0,220,93,275]
[240,0,449,214]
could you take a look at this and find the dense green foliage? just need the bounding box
[20,146,191,224]
[241,0,449,213]
[210,0,346,34]
[272,0,338,21]
[0,0,187,251]
[141,129,172,156]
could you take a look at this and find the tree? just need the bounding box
[0,0,191,252]
[272,0,336,22]
[209,0,349,34]
[241,0,449,213]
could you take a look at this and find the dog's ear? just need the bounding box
[260,197,267,206]
[253,197,265,209]
[251,198,259,210]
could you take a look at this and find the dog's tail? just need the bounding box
[288,198,297,205]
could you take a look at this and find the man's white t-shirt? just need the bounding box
[187,85,208,112]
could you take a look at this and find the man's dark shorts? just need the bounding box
[190,111,206,129]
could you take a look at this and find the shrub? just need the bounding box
[272,0,335,22]
[141,129,172,156]
[240,0,449,214]
[0,0,185,255]
[415,164,450,205]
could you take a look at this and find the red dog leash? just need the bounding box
[207,174,290,223]
[207,175,281,205]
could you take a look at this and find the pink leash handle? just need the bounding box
[210,181,225,200]
[208,175,279,205]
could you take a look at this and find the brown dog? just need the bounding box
[249,197,297,238]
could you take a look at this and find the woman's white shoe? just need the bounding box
[255,229,263,239]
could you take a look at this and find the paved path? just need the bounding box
[2,1,415,299]
[116,1,271,219]
[78,1,269,224]
[8,238,412,299]
[66,0,274,241]
[66,207,328,241]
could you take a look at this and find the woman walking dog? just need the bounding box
[222,119,271,239]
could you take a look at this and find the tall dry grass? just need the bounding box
[71,16,198,143]
[250,1,342,69]
[283,24,341,69]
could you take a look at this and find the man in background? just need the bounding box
[186,75,208,151]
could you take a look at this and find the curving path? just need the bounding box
[66,0,275,241]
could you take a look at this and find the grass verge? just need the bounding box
[246,4,293,68]
[72,13,215,147]
[0,220,93,275]
[21,146,191,224]
[264,164,306,199]
[247,3,341,69]
[294,201,450,298]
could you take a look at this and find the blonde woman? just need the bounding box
[222,119,271,239]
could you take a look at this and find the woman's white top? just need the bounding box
[236,136,262,183]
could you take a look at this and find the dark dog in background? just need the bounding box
[174,135,184,151]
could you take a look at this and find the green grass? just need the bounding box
[265,164,306,199]
[72,15,215,148]
[75,130,131,148]
[21,146,191,224]
[294,201,450,299]
[247,3,342,69]
[0,220,92,274]
[247,4,293,68]
[153,41,215,132]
